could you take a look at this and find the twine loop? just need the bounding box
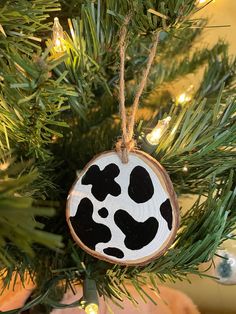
[116,14,160,163]
[115,138,136,164]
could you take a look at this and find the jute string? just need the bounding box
[116,15,160,163]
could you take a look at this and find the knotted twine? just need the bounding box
[116,15,160,163]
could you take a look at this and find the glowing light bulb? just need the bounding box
[0,161,10,171]
[55,38,61,47]
[85,303,99,314]
[83,279,98,314]
[51,134,59,143]
[177,93,191,104]
[0,23,6,37]
[52,17,65,52]
[146,116,171,145]
[183,165,188,172]
[147,128,162,144]
[197,0,215,4]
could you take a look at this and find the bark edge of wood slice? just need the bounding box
[66,150,179,266]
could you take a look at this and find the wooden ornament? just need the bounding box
[66,150,179,266]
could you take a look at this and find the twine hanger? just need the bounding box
[116,13,160,163]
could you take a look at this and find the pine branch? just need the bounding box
[0,0,61,54]
[146,41,228,94]
[151,174,236,276]
[0,50,77,160]
[0,160,63,269]
[0,0,76,162]
[48,3,211,169]
[158,19,206,59]
[196,53,236,100]
[140,89,236,194]
[51,0,207,108]
[58,0,199,31]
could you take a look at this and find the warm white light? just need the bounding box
[146,128,162,144]
[55,38,61,48]
[51,134,58,143]
[85,303,98,314]
[146,116,171,145]
[0,161,10,171]
[52,17,65,52]
[177,93,191,104]
[0,23,6,37]
[197,0,215,4]
[183,165,188,172]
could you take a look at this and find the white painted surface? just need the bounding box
[67,151,173,263]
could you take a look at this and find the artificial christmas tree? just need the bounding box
[0,0,235,313]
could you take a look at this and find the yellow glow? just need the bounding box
[85,303,98,314]
[183,165,188,172]
[55,38,61,48]
[197,0,215,4]
[146,116,171,145]
[52,17,65,52]
[51,134,58,143]
[147,128,162,144]
[177,93,191,104]
[0,161,10,171]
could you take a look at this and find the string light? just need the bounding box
[182,164,188,172]
[0,161,10,171]
[177,92,191,104]
[146,116,171,145]
[51,134,58,143]
[52,17,65,52]
[197,0,215,4]
[85,303,99,314]
[0,23,6,37]
[83,279,99,314]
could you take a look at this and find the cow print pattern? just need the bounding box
[128,166,154,203]
[160,198,173,230]
[82,164,121,201]
[70,198,111,250]
[103,247,124,258]
[114,209,159,250]
[68,152,176,263]
[98,207,109,218]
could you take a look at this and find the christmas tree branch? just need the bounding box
[142,89,236,194]
[0,160,63,269]
[150,41,228,88]
[0,49,76,160]
[0,0,60,54]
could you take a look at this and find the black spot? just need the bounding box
[128,166,154,203]
[98,207,108,218]
[103,247,124,259]
[82,164,121,201]
[70,198,111,250]
[160,198,173,231]
[114,210,158,250]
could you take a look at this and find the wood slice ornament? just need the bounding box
[66,150,179,266]
[66,18,179,266]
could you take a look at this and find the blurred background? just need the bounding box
[172,0,236,96]
[168,2,236,313]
